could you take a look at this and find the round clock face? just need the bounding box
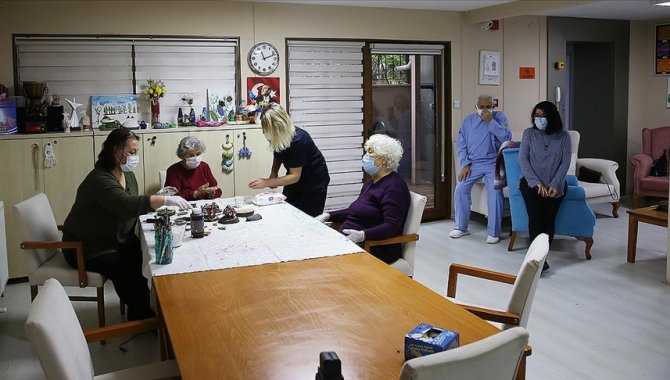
[248,42,279,76]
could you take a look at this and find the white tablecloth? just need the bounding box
[140,200,362,281]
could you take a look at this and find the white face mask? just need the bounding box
[475,104,483,116]
[120,154,139,172]
[185,156,202,170]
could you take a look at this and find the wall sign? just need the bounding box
[519,67,535,79]
[656,24,670,75]
[479,50,501,85]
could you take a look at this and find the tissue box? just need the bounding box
[404,323,459,361]
[253,191,286,206]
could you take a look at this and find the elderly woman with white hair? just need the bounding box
[165,136,222,200]
[317,134,410,264]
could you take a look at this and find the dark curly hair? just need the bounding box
[530,101,563,135]
[96,127,139,171]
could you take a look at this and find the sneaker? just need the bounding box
[486,236,500,244]
[542,261,550,272]
[449,229,469,238]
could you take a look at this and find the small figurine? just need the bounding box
[140,120,148,129]
[62,117,71,133]
[80,115,92,131]
[64,97,82,130]
[0,84,7,101]
[50,95,61,106]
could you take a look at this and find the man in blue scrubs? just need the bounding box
[451,95,512,244]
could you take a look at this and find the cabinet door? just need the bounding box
[143,131,188,195]
[94,132,146,195]
[0,138,45,277]
[234,129,273,196]
[189,130,235,198]
[43,136,95,223]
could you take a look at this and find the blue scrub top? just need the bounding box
[274,127,330,193]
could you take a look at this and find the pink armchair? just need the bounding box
[630,126,670,208]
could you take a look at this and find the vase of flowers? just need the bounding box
[144,79,166,125]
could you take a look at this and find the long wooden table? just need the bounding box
[153,252,507,379]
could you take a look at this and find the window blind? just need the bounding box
[287,40,365,211]
[16,39,134,117]
[15,37,239,126]
[134,40,238,123]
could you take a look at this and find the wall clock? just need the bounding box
[248,42,279,76]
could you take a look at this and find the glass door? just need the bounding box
[367,44,447,219]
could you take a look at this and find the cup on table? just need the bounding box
[234,196,244,208]
[172,221,187,248]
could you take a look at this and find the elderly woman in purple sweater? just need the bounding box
[519,101,571,272]
[316,134,410,264]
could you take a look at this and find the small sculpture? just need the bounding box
[64,97,82,130]
[218,205,239,224]
[50,95,61,106]
[62,117,71,133]
[44,142,57,168]
[80,115,92,131]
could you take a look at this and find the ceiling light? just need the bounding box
[652,0,670,6]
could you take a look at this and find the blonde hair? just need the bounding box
[261,103,296,152]
[364,134,403,172]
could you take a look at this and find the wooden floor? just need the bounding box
[1,202,669,379]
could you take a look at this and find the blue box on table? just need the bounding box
[404,323,459,361]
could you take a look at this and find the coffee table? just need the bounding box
[626,206,668,263]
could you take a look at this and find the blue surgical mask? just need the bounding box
[534,117,548,130]
[362,155,379,176]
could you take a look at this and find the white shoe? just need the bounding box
[449,229,469,238]
[486,236,500,244]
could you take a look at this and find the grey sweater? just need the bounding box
[62,166,152,259]
[519,128,572,197]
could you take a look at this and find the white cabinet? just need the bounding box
[0,134,94,277]
[141,131,189,195]
[191,127,272,197]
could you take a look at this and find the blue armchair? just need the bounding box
[503,148,595,259]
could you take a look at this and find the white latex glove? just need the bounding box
[342,229,365,244]
[315,213,330,223]
[164,196,193,210]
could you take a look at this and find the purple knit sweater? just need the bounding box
[329,171,410,241]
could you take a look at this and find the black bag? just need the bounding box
[578,166,601,183]
[650,149,668,177]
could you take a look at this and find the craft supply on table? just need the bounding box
[153,208,174,265]
[190,209,205,238]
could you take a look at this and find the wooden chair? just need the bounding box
[364,191,427,277]
[398,327,529,380]
[14,193,114,329]
[446,234,549,330]
[25,278,179,380]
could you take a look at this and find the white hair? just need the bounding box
[478,94,493,103]
[364,134,403,172]
[176,136,206,158]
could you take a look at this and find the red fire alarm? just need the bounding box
[519,67,535,79]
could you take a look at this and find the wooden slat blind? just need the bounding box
[15,37,238,126]
[287,40,365,211]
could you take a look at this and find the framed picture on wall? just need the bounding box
[655,24,670,75]
[479,50,501,85]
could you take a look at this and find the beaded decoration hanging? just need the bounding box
[221,135,234,173]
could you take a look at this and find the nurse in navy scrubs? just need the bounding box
[249,103,330,216]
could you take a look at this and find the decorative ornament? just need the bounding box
[238,132,253,159]
[221,135,234,173]
[64,97,82,130]
[44,142,56,168]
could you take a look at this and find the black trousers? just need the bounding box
[519,177,566,246]
[64,237,153,321]
[283,188,327,217]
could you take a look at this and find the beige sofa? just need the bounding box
[455,130,620,219]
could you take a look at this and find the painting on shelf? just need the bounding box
[91,95,138,129]
[207,89,236,122]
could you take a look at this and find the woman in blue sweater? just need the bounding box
[316,134,410,264]
[519,101,572,271]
